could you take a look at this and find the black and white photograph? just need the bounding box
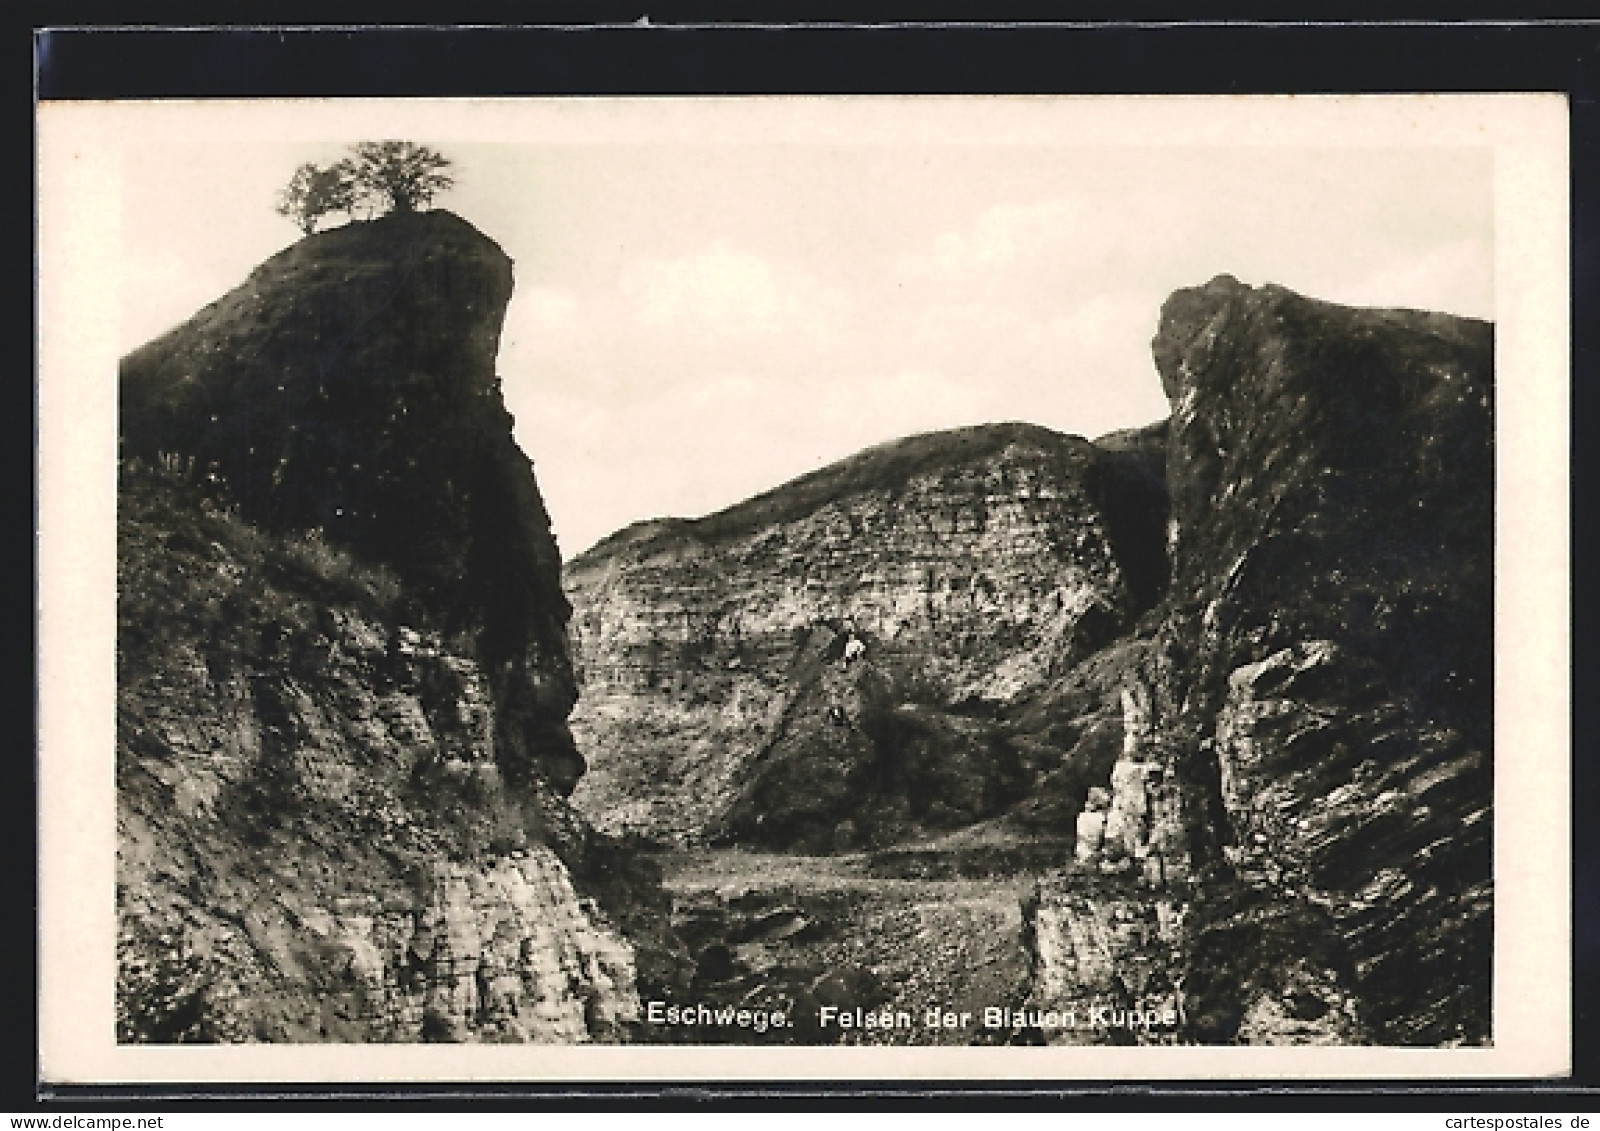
[36,95,1569,1081]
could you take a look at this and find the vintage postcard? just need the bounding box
[37,95,1570,1084]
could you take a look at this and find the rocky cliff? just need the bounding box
[117,213,678,1043]
[1026,277,1493,1046]
[566,422,1170,851]
[121,210,580,794]
[123,223,1495,1047]
[566,273,1493,1046]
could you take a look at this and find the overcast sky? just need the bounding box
[114,101,1494,558]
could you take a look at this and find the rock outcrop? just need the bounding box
[121,211,580,793]
[1026,277,1493,1046]
[116,212,674,1043]
[117,471,641,1041]
[129,219,1494,1049]
[561,271,1491,1045]
[566,422,1170,850]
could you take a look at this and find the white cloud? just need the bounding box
[1318,238,1493,319]
[492,184,1494,556]
[617,241,847,338]
[499,286,587,392]
[901,198,1080,285]
[107,131,1498,561]
[896,191,1187,306]
[908,198,1086,273]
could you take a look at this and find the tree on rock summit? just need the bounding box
[275,159,358,235]
[347,141,456,214]
[274,142,456,235]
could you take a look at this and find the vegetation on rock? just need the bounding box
[117,183,1494,1048]
[274,141,456,235]
[116,212,687,1043]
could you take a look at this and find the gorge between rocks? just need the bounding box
[116,209,1493,1048]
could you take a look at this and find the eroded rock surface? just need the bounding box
[117,475,641,1041]
[1026,278,1493,1046]
[567,423,1169,850]
[116,213,672,1043]
[121,211,580,792]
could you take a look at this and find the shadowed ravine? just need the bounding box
[568,276,1493,1047]
[116,207,1492,1046]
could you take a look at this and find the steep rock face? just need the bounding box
[1028,278,1493,1046]
[117,472,641,1042]
[116,213,678,1043]
[566,423,1168,849]
[120,211,579,792]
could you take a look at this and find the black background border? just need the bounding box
[20,9,1599,1111]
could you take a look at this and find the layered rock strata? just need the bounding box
[120,210,580,792]
[1026,278,1493,1046]
[117,473,639,1041]
[566,423,1169,849]
[116,212,661,1042]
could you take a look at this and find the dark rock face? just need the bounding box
[116,465,645,1043]
[1079,420,1171,613]
[1030,277,1493,1046]
[562,272,1492,1045]
[115,213,681,1043]
[566,423,1170,850]
[120,211,580,792]
[1158,277,1494,1043]
[711,625,1031,852]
